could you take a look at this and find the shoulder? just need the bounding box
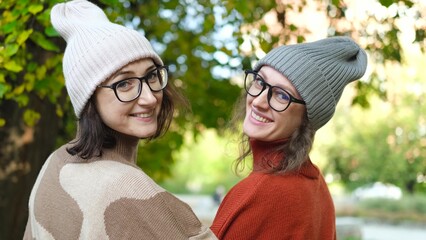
[60,160,163,196]
[218,170,322,213]
[239,171,313,195]
[211,173,300,238]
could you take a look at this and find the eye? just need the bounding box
[253,76,265,88]
[146,70,160,83]
[116,79,138,92]
[273,88,291,102]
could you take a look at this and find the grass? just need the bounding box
[336,194,426,225]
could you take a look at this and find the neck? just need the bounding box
[102,131,139,164]
[250,138,288,171]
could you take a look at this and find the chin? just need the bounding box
[139,130,157,138]
[244,128,274,142]
[243,129,262,141]
[243,124,264,140]
[129,127,157,139]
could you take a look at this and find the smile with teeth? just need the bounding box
[131,111,154,118]
[251,111,271,123]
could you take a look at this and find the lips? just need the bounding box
[251,110,272,123]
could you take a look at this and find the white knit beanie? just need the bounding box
[51,0,163,118]
[255,36,368,130]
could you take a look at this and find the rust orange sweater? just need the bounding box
[211,139,336,240]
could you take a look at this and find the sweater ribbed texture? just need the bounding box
[211,139,336,239]
[24,133,217,240]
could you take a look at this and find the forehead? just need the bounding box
[103,58,156,84]
[258,66,295,89]
[117,58,155,73]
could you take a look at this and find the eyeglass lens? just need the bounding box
[116,67,168,102]
[245,72,292,112]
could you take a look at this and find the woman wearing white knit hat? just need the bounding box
[211,37,368,239]
[24,0,217,239]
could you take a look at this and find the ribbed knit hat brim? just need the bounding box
[51,0,163,118]
[255,37,367,130]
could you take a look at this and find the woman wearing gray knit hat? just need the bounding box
[211,37,367,239]
[24,0,216,239]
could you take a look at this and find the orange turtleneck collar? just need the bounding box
[249,138,319,179]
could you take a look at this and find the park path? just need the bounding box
[362,222,426,240]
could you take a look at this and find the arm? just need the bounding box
[103,191,216,239]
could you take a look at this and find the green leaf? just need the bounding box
[45,26,59,37]
[35,66,46,80]
[30,31,60,52]
[4,61,23,72]
[17,0,30,4]
[26,62,37,72]
[0,118,6,127]
[5,31,18,43]
[0,82,9,98]
[17,29,33,45]
[24,73,35,91]
[28,4,43,15]
[14,94,29,107]
[289,24,298,31]
[1,21,17,34]
[403,0,414,8]
[4,44,19,57]
[13,84,26,95]
[23,109,41,127]
[415,29,425,42]
[379,0,395,7]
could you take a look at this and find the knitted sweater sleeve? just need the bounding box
[211,172,268,239]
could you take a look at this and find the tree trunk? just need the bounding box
[0,95,62,240]
[405,179,416,194]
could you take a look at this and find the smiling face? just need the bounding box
[95,58,163,139]
[243,66,306,141]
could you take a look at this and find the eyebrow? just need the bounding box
[111,64,157,80]
[258,71,299,96]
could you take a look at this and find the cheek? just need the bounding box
[245,96,252,111]
[95,93,124,122]
[96,104,113,126]
[157,93,164,105]
[155,93,164,112]
[274,107,305,133]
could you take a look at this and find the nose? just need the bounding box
[251,89,269,110]
[137,82,158,106]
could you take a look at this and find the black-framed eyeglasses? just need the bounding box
[244,70,306,112]
[98,66,168,102]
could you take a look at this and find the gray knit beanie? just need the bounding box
[51,0,163,118]
[255,36,367,130]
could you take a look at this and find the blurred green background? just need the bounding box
[1,0,425,239]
